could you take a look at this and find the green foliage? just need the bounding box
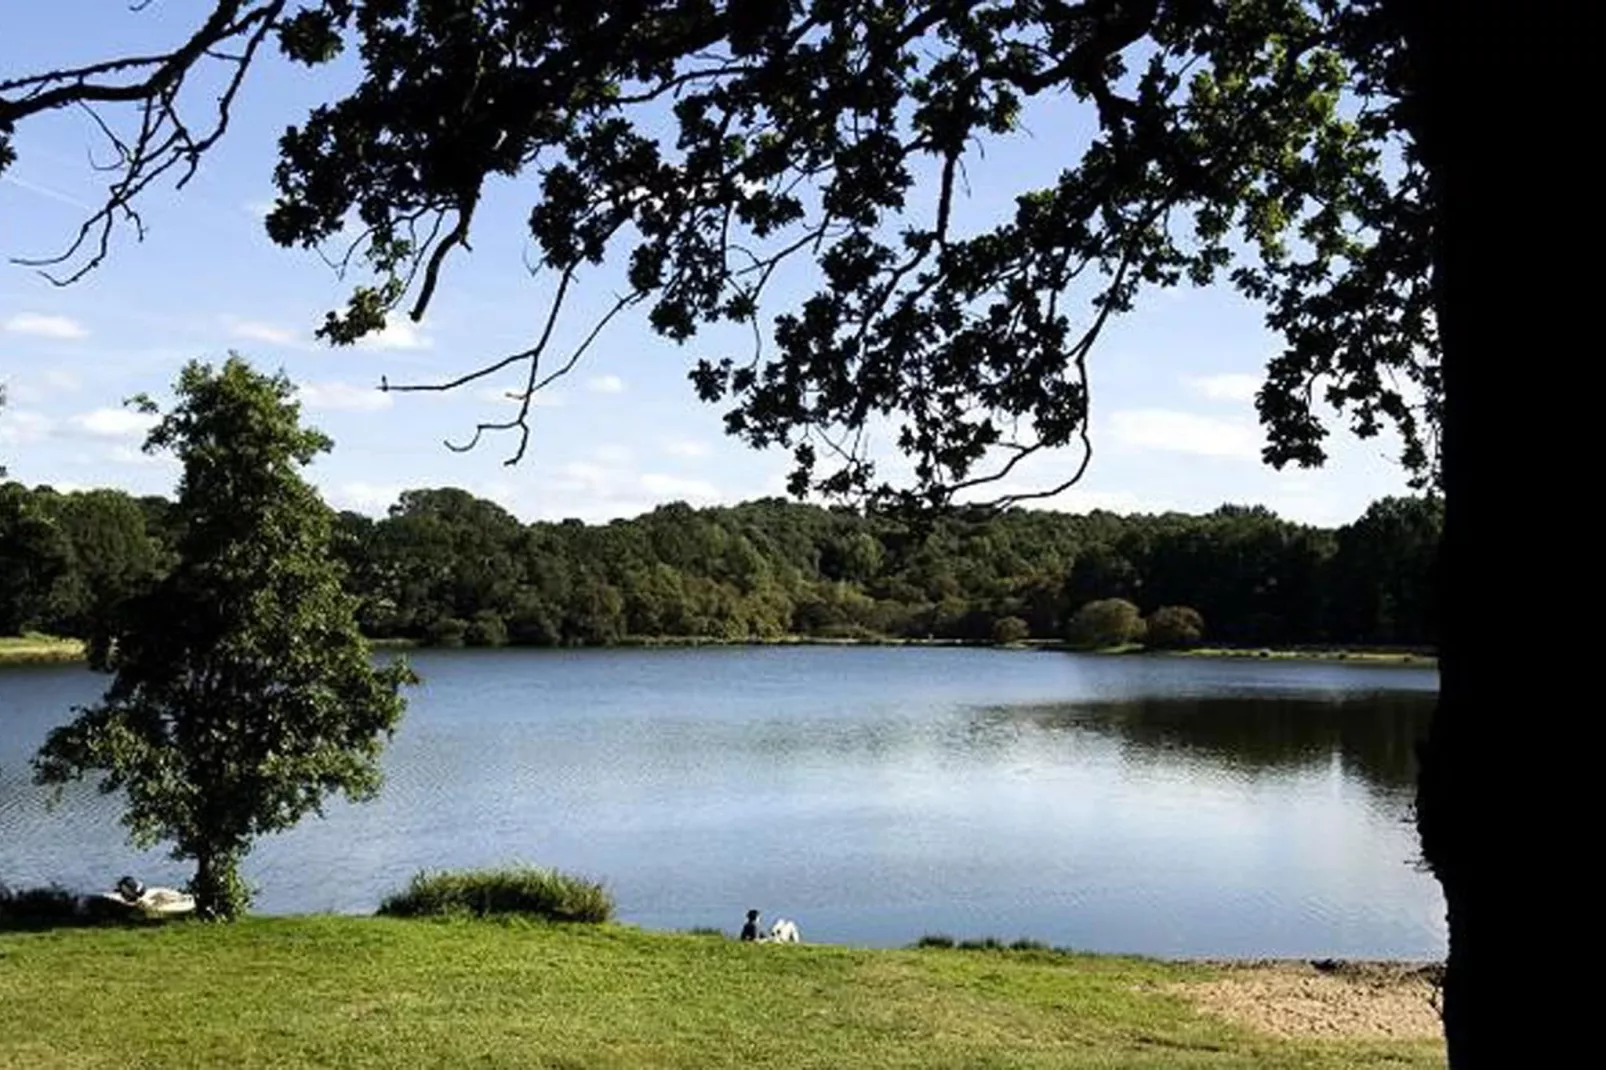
[1145,606,1207,650]
[8,482,1439,652]
[0,482,71,634]
[230,2,1438,504]
[425,616,469,647]
[990,615,1031,645]
[378,866,613,923]
[31,358,415,919]
[465,610,509,648]
[1,483,166,641]
[1328,497,1441,646]
[1067,598,1145,650]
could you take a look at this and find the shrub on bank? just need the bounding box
[1065,598,1145,649]
[914,933,1053,953]
[425,617,469,647]
[466,611,510,648]
[990,616,1031,645]
[378,866,613,923]
[1144,605,1206,649]
[0,883,83,929]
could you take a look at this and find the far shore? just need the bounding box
[1,631,1435,667]
[0,634,86,665]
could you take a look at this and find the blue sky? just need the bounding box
[0,3,1413,525]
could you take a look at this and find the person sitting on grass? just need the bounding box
[740,909,762,941]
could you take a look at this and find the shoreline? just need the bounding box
[1,632,1437,667]
[0,635,86,666]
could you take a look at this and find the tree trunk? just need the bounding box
[1404,2,1551,1063]
[191,848,245,920]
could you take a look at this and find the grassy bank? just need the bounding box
[0,634,85,665]
[1164,646,1435,667]
[0,917,1442,1069]
[612,633,980,648]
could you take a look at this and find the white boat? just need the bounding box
[96,877,196,918]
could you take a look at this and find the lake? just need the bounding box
[0,646,1443,958]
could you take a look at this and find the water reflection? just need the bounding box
[979,691,1434,796]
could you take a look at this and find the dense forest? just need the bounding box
[1,481,1438,651]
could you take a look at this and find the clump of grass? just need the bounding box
[958,936,1008,951]
[684,926,726,938]
[377,866,613,923]
[915,933,1054,953]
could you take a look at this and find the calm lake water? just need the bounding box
[0,647,1444,958]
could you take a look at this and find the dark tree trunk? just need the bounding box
[1402,2,1553,1063]
[1401,0,1475,1058]
[191,847,245,920]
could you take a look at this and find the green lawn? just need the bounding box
[0,634,84,665]
[0,917,1444,1069]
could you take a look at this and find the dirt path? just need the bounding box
[1173,960,1444,1040]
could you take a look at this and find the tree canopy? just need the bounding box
[1,1,1437,505]
[31,358,414,918]
[3,476,1439,651]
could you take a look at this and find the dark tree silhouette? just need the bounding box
[2,2,1514,1059]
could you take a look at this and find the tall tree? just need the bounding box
[32,358,415,919]
[0,2,1522,1056]
[0,481,71,635]
[37,488,166,641]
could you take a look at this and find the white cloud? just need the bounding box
[242,199,276,219]
[107,444,176,469]
[663,438,711,459]
[2,369,86,406]
[1186,372,1262,403]
[356,320,432,351]
[4,312,88,339]
[531,459,724,520]
[639,473,720,501]
[0,408,55,445]
[227,318,302,347]
[326,481,405,515]
[70,407,158,439]
[43,369,83,392]
[594,443,633,464]
[546,461,615,496]
[1109,408,1260,460]
[298,380,393,413]
[586,374,626,394]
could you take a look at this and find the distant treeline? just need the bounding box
[1,482,1438,650]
